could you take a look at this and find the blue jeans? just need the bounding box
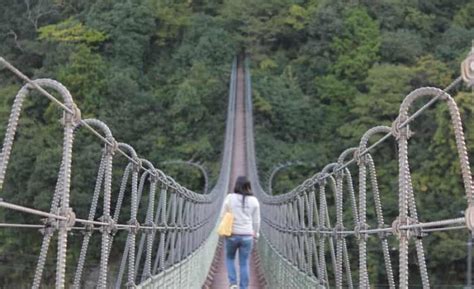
[225,235,253,289]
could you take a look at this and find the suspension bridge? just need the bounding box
[0,49,473,288]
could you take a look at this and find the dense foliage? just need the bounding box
[0,0,472,287]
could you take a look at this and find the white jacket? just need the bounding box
[223,193,260,238]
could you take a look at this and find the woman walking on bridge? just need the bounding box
[223,176,260,289]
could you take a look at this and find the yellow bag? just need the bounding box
[218,211,234,237]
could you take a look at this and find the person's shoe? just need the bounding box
[229,285,238,289]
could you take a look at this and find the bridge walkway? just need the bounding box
[205,58,266,289]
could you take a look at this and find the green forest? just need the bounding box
[0,0,473,287]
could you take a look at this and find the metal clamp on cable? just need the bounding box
[317,174,327,187]
[406,217,419,239]
[299,227,306,236]
[322,225,331,238]
[149,170,159,183]
[62,103,82,128]
[60,102,80,127]
[333,164,344,179]
[143,221,156,234]
[392,216,417,239]
[353,149,366,166]
[128,219,140,235]
[59,207,76,231]
[314,226,321,240]
[354,222,369,241]
[99,215,116,235]
[465,205,474,232]
[82,223,94,236]
[410,221,426,240]
[71,103,82,127]
[391,117,414,140]
[391,117,401,140]
[334,223,346,240]
[132,158,142,173]
[126,282,137,289]
[105,138,118,156]
[392,217,402,238]
[40,217,58,235]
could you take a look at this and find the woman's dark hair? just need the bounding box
[233,176,252,208]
